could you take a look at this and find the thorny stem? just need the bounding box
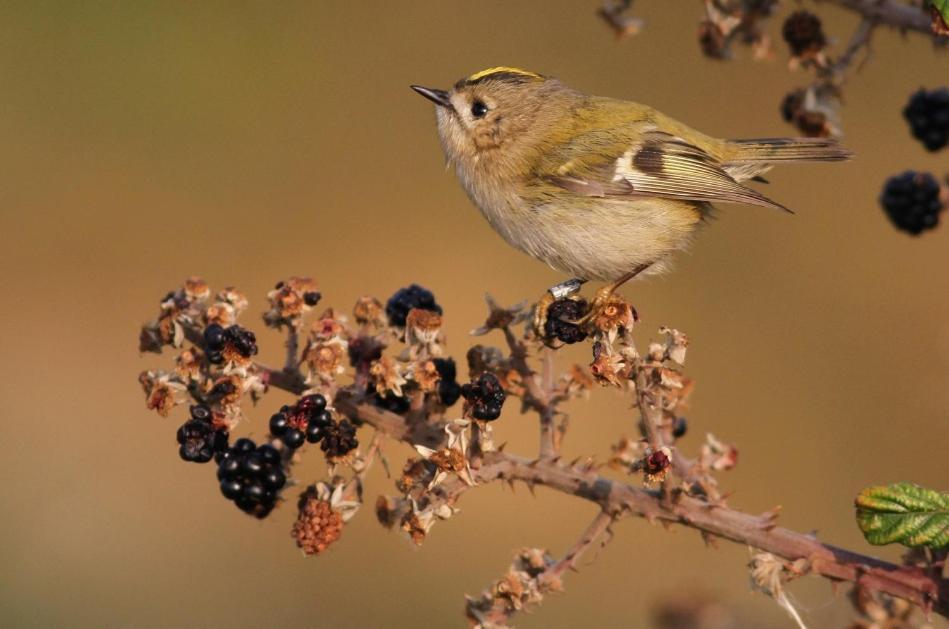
[173,314,947,617]
[819,0,939,36]
[284,324,301,375]
[539,348,557,459]
[832,17,876,77]
[264,352,947,617]
[501,324,558,459]
[544,510,616,581]
[355,430,387,482]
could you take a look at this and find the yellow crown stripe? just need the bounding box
[466,67,543,82]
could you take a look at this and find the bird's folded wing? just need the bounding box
[544,129,791,213]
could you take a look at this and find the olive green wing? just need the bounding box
[542,128,791,213]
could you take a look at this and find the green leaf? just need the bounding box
[932,0,949,36]
[855,483,949,549]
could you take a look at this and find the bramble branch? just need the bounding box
[139,279,946,627]
[821,0,936,35]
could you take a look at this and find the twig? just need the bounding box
[545,509,615,580]
[284,324,300,375]
[819,0,937,36]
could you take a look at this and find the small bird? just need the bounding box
[411,67,852,335]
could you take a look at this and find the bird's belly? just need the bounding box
[478,195,703,282]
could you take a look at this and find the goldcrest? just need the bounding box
[411,67,852,326]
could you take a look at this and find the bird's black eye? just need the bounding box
[470,100,488,118]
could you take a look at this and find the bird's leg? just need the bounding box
[574,263,652,326]
[532,277,587,338]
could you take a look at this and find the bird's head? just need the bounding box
[412,67,575,174]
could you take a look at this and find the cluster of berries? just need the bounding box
[269,394,359,458]
[544,298,588,344]
[320,418,359,459]
[461,372,506,421]
[176,404,229,463]
[781,10,826,57]
[385,284,442,328]
[903,88,949,152]
[269,393,334,449]
[204,323,258,364]
[216,438,286,518]
[880,171,944,236]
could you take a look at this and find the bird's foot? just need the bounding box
[573,284,618,328]
[531,278,586,340]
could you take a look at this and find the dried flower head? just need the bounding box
[140,371,186,416]
[183,276,210,302]
[410,359,441,393]
[369,355,407,397]
[353,295,385,328]
[264,277,320,325]
[643,446,673,485]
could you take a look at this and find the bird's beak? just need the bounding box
[411,85,452,108]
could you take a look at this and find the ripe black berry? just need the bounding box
[672,417,688,439]
[220,479,243,499]
[433,358,462,406]
[385,284,442,328]
[269,412,289,436]
[782,10,825,57]
[880,171,944,236]
[204,324,226,350]
[234,438,255,454]
[306,423,326,443]
[903,88,949,152]
[283,428,305,449]
[320,418,359,458]
[461,372,506,421]
[543,298,588,344]
[215,440,286,518]
[176,418,228,463]
[303,291,322,307]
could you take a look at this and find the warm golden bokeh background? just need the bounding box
[1,2,946,627]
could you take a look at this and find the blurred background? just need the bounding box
[0,1,946,627]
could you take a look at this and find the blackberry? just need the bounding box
[781,10,825,57]
[224,325,257,358]
[303,291,322,307]
[903,88,949,152]
[269,394,334,449]
[433,358,462,407]
[176,418,229,463]
[283,428,305,449]
[215,439,286,518]
[204,324,226,363]
[543,298,588,344]
[385,284,442,328]
[320,418,359,458]
[879,171,944,236]
[461,372,506,421]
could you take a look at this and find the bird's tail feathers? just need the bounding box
[726,137,853,163]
